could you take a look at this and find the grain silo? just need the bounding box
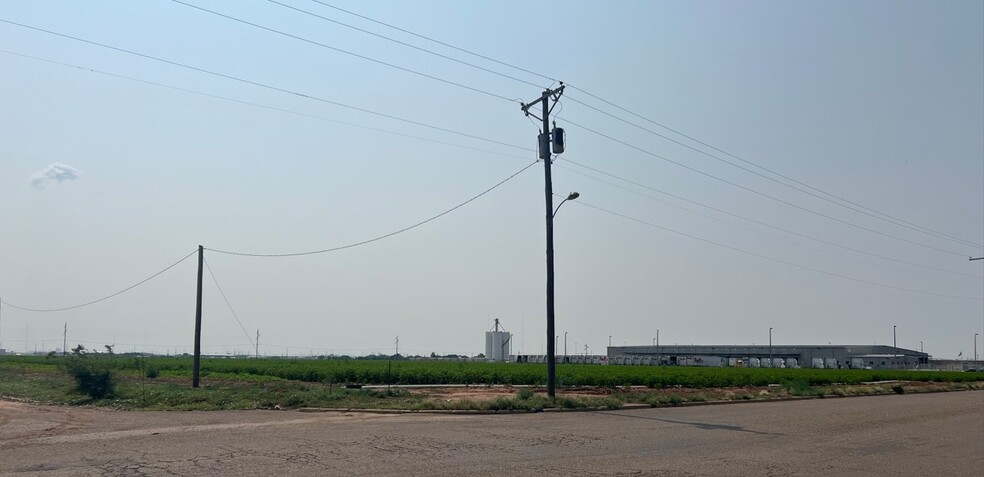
[485,318,512,362]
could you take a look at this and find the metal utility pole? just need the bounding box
[193,245,203,388]
[656,329,660,366]
[255,329,259,358]
[564,331,567,359]
[63,323,66,356]
[609,335,612,348]
[769,327,773,365]
[975,333,979,362]
[395,336,399,356]
[893,325,897,368]
[521,83,566,399]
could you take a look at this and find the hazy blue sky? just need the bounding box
[1,0,981,359]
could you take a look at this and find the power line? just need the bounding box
[287,1,978,250]
[0,249,198,313]
[203,258,255,348]
[558,158,983,280]
[265,0,546,90]
[562,94,982,251]
[307,0,557,84]
[559,117,970,257]
[0,18,528,153]
[571,200,983,302]
[564,85,984,250]
[0,49,533,163]
[206,160,537,257]
[168,0,518,103]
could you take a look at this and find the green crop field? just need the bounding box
[1,355,977,388]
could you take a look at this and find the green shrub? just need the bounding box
[516,388,534,400]
[62,347,116,399]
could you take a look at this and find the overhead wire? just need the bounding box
[557,159,983,279]
[264,0,547,90]
[168,0,518,103]
[4,11,976,299]
[0,18,527,153]
[0,248,198,313]
[559,117,970,257]
[295,1,981,250]
[306,0,558,84]
[561,95,983,250]
[203,258,255,349]
[564,85,984,250]
[206,160,537,257]
[0,50,533,163]
[569,199,983,301]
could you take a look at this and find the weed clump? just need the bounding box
[62,345,116,400]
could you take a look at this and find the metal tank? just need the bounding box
[484,319,512,362]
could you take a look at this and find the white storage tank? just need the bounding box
[748,357,761,368]
[484,319,512,362]
[761,358,772,368]
[811,358,824,368]
[786,357,799,368]
[773,358,785,368]
[824,358,838,369]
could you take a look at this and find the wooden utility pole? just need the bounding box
[521,83,566,398]
[193,245,203,388]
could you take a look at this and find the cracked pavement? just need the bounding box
[1,391,981,476]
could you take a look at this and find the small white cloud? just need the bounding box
[30,163,82,189]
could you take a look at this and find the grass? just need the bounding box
[1,355,981,411]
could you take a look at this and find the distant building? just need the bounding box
[607,344,929,370]
[484,319,512,362]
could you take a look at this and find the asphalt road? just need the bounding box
[1,391,981,476]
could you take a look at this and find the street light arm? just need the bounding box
[552,192,580,218]
[552,198,569,218]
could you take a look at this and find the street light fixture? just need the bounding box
[553,192,580,218]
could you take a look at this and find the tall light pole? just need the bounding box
[656,329,660,366]
[769,327,773,366]
[564,331,568,360]
[893,325,897,368]
[609,335,612,348]
[522,84,567,399]
[975,333,979,362]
